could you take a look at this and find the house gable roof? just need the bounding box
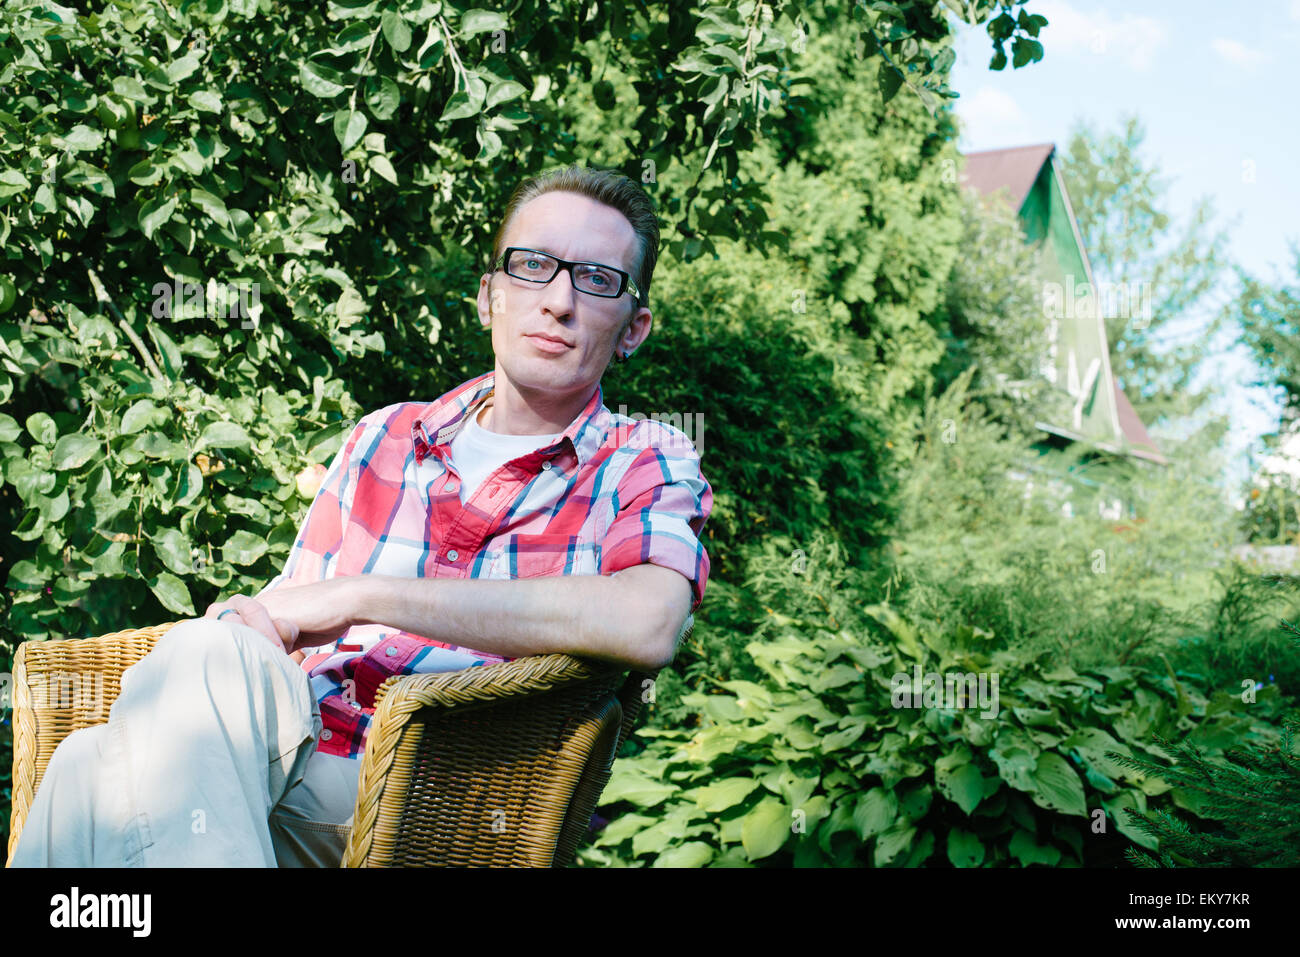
[959,143,1056,211]
[960,142,1167,467]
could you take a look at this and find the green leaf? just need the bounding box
[653,841,714,868]
[222,529,269,566]
[190,189,231,229]
[26,412,57,445]
[381,10,412,52]
[113,76,150,102]
[852,787,897,839]
[120,399,164,435]
[166,55,202,84]
[52,433,98,470]
[1028,751,1087,817]
[0,412,20,442]
[694,777,760,813]
[333,109,368,152]
[460,9,508,35]
[601,766,676,808]
[149,573,196,616]
[878,63,903,103]
[154,527,195,576]
[873,822,915,866]
[936,761,986,815]
[440,76,487,122]
[62,124,105,151]
[368,154,398,184]
[592,80,617,110]
[138,194,177,240]
[0,170,30,198]
[1008,828,1061,866]
[188,89,223,113]
[333,287,366,327]
[197,420,251,451]
[947,828,984,867]
[300,60,348,98]
[741,796,789,861]
[127,160,162,186]
[485,79,527,110]
[365,76,400,119]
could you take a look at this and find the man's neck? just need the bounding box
[480,366,595,435]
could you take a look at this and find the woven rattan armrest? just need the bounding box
[342,652,659,866]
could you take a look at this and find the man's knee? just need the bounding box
[139,617,297,682]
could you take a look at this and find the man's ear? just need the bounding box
[477,275,494,326]
[619,305,653,356]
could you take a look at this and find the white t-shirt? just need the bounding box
[449,401,563,504]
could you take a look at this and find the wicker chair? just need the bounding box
[6,620,666,866]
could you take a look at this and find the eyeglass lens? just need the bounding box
[507,250,621,297]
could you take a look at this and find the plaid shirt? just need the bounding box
[255,370,712,758]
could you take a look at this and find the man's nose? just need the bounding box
[539,266,577,319]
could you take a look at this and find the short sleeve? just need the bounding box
[598,422,714,612]
[255,419,367,599]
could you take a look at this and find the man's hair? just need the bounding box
[490,165,659,310]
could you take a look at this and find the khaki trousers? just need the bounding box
[8,617,360,868]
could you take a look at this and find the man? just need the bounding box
[10,165,712,867]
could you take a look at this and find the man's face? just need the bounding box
[477,190,652,400]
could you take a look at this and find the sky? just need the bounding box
[947,0,1300,497]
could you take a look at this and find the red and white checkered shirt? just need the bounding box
[255,370,713,758]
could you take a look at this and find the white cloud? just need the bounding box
[955,86,1033,148]
[1211,37,1273,70]
[1033,0,1168,72]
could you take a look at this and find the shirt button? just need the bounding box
[541,461,552,471]
[446,548,459,562]
[321,729,333,741]
[446,481,459,492]
[385,646,398,657]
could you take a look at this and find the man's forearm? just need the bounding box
[351,572,672,671]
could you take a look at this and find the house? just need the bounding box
[960,143,1168,518]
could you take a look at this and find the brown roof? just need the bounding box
[960,143,1056,210]
[1113,379,1168,464]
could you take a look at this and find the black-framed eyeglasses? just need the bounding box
[492,247,642,303]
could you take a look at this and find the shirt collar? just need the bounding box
[411,370,608,469]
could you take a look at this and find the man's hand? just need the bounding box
[208,577,362,654]
[203,594,301,654]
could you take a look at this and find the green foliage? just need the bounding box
[579,537,1292,867]
[885,362,1261,675]
[1108,618,1300,869]
[1236,248,1300,423]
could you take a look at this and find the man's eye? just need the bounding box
[524,259,542,270]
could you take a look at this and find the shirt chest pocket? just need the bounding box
[493,533,600,579]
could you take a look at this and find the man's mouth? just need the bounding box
[525,333,573,353]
